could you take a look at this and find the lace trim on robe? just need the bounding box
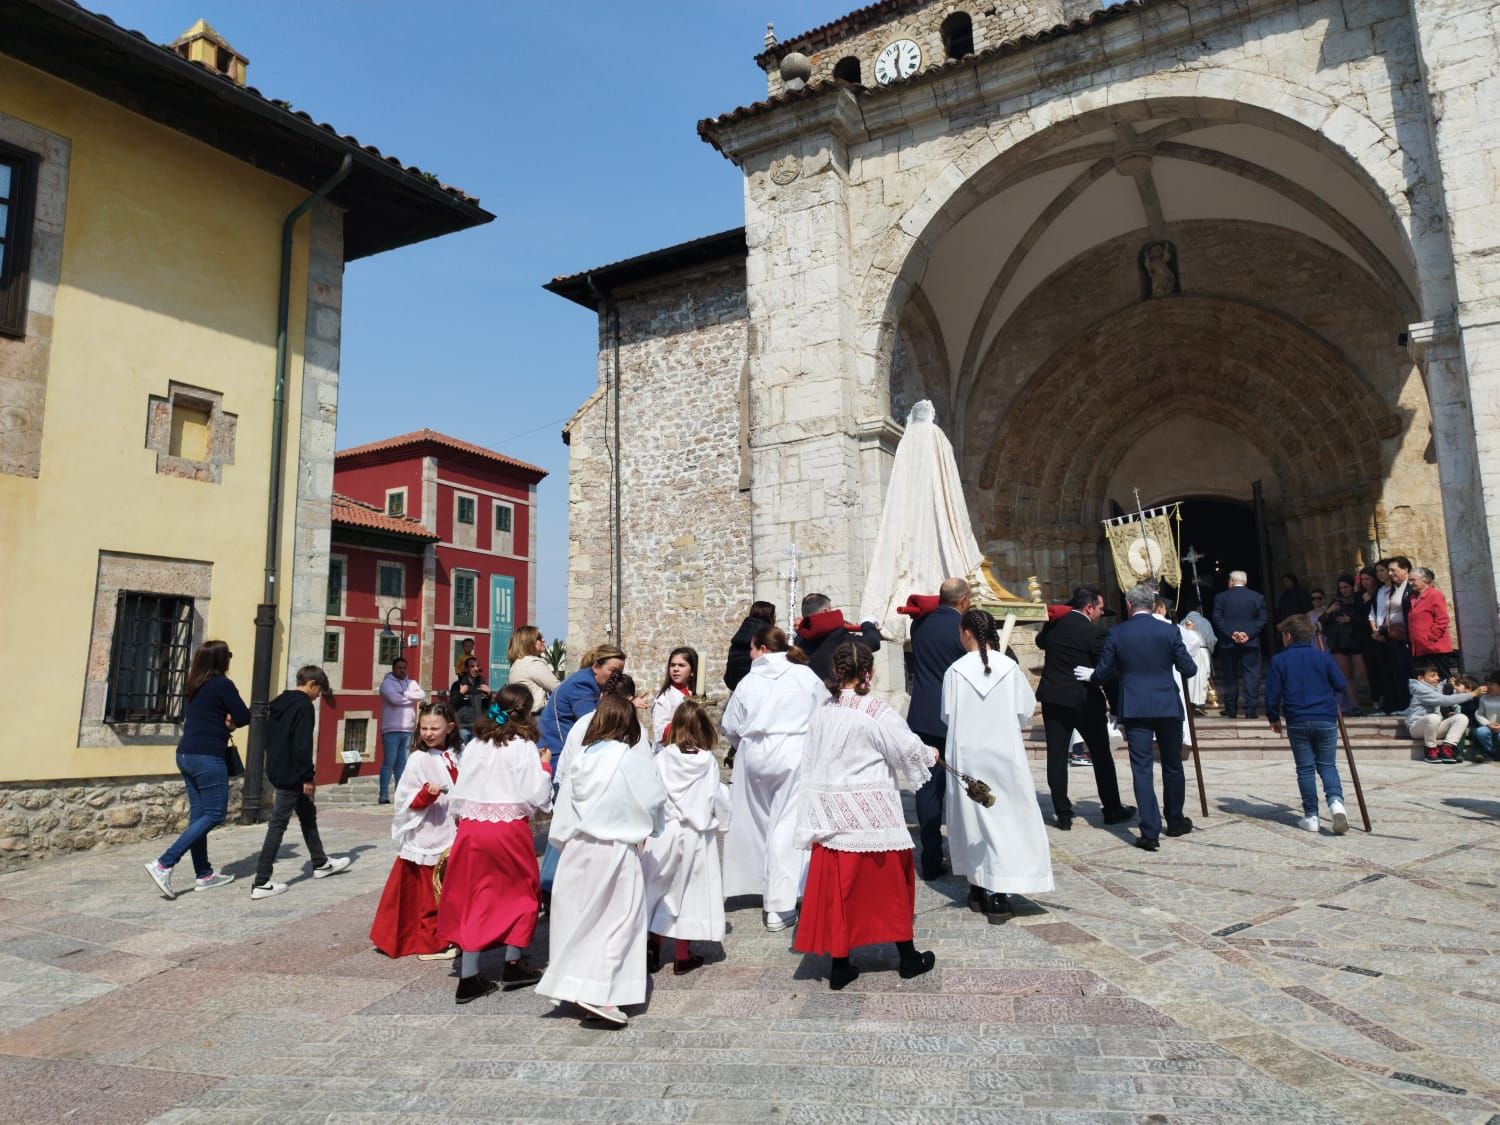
[450,798,535,824]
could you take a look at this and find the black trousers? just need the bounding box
[1041,697,1124,820]
[1123,717,1187,840]
[1382,639,1413,712]
[911,733,946,876]
[254,786,327,886]
[1218,645,1262,716]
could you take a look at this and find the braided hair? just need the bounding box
[825,640,875,697]
[960,608,1000,675]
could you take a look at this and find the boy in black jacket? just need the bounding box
[250,665,351,899]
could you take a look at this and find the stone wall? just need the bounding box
[0,775,244,872]
[564,262,753,697]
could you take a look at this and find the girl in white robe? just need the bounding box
[643,700,731,975]
[650,647,698,748]
[538,693,668,1027]
[942,610,1053,918]
[719,626,826,932]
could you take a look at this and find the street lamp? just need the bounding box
[380,606,401,639]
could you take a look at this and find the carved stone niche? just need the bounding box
[144,381,237,483]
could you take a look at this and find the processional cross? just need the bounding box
[1181,545,1205,604]
[783,544,804,628]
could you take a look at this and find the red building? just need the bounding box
[316,430,547,784]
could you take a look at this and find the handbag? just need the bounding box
[225,736,245,779]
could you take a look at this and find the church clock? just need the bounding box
[873,38,922,85]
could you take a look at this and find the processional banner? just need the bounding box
[1103,505,1181,593]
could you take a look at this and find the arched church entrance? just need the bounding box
[1174,498,1264,613]
[881,99,1449,610]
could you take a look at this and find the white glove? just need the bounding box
[1073,665,1094,681]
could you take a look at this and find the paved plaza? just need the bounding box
[0,757,1497,1123]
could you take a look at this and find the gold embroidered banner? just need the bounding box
[1104,507,1181,593]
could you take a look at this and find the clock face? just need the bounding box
[874,38,922,85]
[1127,537,1165,577]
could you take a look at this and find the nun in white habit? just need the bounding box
[942,609,1053,917]
[719,626,826,932]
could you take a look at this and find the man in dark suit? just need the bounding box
[795,593,883,682]
[1212,570,1268,718]
[1086,583,1200,850]
[907,577,969,878]
[1036,586,1134,830]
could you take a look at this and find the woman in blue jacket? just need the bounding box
[143,640,251,898]
[537,644,626,759]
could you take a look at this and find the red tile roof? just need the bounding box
[335,429,548,479]
[331,493,438,540]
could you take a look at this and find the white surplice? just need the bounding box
[719,652,826,912]
[941,651,1053,894]
[553,709,653,792]
[642,746,731,941]
[651,685,693,748]
[390,748,460,863]
[1180,622,1212,708]
[538,738,669,1008]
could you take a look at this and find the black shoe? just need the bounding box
[500,960,542,990]
[1222,710,1237,719]
[673,954,705,976]
[920,861,950,881]
[829,960,860,991]
[378,798,391,805]
[1054,815,1073,831]
[455,974,499,1005]
[1243,712,1258,720]
[983,892,1012,918]
[1133,835,1160,852]
[1165,818,1194,837]
[1102,805,1137,825]
[898,950,936,979]
[967,885,985,913]
[538,888,552,918]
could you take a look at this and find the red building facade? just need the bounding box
[316,430,546,784]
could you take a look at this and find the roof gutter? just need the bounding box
[242,154,352,825]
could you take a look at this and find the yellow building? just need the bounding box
[0,3,491,865]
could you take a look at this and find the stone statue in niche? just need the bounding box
[1139,240,1179,299]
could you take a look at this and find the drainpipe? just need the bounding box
[586,275,623,643]
[242,155,352,825]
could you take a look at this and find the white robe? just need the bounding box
[390,748,460,864]
[1180,623,1212,708]
[642,746,730,941]
[553,708,653,793]
[1155,613,1195,746]
[539,739,669,1008]
[719,652,825,912]
[651,686,693,748]
[941,651,1053,894]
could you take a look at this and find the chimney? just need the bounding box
[170,20,249,86]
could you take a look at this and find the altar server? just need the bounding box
[794,641,937,991]
[942,609,1053,919]
[651,647,698,748]
[643,699,731,975]
[435,686,552,1004]
[1181,608,1216,711]
[370,702,462,959]
[720,625,826,932]
[538,693,668,1027]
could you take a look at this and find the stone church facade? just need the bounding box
[550,0,1500,677]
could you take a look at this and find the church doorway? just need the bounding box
[1174,498,1263,617]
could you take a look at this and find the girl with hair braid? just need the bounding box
[792,641,938,990]
[942,610,1052,918]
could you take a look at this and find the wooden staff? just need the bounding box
[1183,685,1209,818]
[1334,709,1373,832]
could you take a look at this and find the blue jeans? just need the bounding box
[380,731,412,801]
[1286,722,1343,817]
[1473,724,1500,759]
[159,752,229,877]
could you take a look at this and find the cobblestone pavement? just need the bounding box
[0,757,1496,1123]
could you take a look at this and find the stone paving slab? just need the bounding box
[0,761,1494,1121]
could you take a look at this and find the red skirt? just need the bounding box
[793,844,915,958]
[370,857,444,958]
[435,818,540,952]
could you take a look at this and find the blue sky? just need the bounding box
[90,0,846,637]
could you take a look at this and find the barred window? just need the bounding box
[105,594,194,723]
[343,717,368,758]
[377,632,403,665]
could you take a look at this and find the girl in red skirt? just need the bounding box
[436,684,553,1004]
[370,701,461,959]
[794,641,938,990]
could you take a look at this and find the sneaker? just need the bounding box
[577,1001,628,1026]
[454,975,498,1005]
[250,881,288,900]
[1068,750,1090,767]
[500,960,543,990]
[1438,744,1459,763]
[417,946,459,961]
[1424,747,1441,763]
[143,860,176,900]
[1297,815,1320,833]
[313,856,352,879]
[765,910,798,933]
[194,872,235,891]
[1328,800,1349,836]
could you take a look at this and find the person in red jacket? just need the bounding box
[1408,567,1456,679]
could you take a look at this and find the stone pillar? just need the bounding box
[1407,0,1500,663]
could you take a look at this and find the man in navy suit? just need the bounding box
[1212,570,1268,718]
[907,577,970,878]
[1084,583,1199,851]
